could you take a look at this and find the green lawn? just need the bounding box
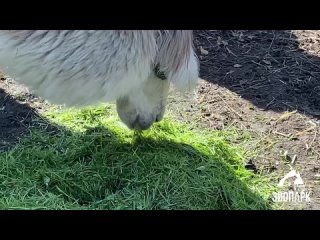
[0,104,277,209]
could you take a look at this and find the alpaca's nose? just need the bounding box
[131,115,154,131]
[155,113,164,122]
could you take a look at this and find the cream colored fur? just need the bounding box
[0,30,199,130]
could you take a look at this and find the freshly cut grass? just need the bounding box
[0,104,276,209]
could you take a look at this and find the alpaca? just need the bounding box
[0,30,199,130]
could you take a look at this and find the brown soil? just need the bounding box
[169,30,320,209]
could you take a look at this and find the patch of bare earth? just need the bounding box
[168,30,320,209]
[0,72,51,151]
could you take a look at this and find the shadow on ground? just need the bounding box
[194,30,320,118]
[0,87,51,151]
[0,85,272,209]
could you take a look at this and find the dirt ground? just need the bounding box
[170,30,320,210]
[0,75,49,151]
[1,30,320,209]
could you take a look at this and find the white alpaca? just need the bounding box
[0,30,199,130]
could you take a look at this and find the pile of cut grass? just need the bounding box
[0,104,276,209]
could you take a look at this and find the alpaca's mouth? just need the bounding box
[129,115,154,131]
